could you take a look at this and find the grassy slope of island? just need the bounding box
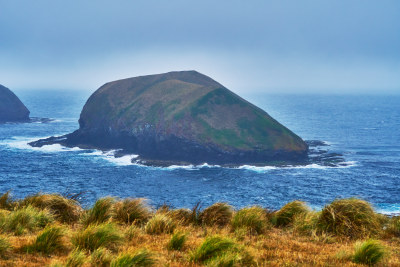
[0,193,399,266]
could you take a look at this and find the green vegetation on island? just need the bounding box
[32,71,308,165]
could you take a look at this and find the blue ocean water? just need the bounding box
[0,90,399,213]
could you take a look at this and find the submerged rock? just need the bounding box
[0,84,30,123]
[31,71,308,165]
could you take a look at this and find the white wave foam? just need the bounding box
[0,136,83,153]
[376,204,400,216]
[81,150,139,166]
[236,161,357,172]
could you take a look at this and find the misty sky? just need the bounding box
[1,1,399,94]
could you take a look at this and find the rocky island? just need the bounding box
[30,71,308,166]
[0,84,30,123]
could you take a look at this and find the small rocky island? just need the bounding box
[0,84,30,123]
[31,71,308,166]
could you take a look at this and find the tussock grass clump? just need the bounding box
[90,247,112,267]
[190,235,236,263]
[0,192,16,210]
[145,214,176,235]
[0,236,10,257]
[22,193,82,223]
[26,225,65,254]
[292,211,320,236]
[207,250,255,267]
[113,198,152,225]
[110,249,155,267]
[169,208,193,225]
[66,249,86,267]
[72,222,123,252]
[352,239,386,265]
[125,225,143,241]
[1,205,53,235]
[318,198,382,238]
[385,216,400,237]
[199,203,233,227]
[167,232,187,251]
[81,197,115,227]
[275,200,309,227]
[231,206,268,235]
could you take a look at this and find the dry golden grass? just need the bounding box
[1,195,400,266]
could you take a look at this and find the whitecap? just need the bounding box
[0,136,84,153]
[81,149,139,166]
[235,161,357,172]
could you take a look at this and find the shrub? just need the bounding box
[231,206,268,235]
[199,203,233,227]
[352,239,386,265]
[0,191,15,210]
[22,193,82,223]
[275,201,309,227]
[0,236,10,257]
[26,225,65,254]
[167,232,187,251]
[145,214,176,235]
[318,198,381,238]
[110,249,155,267]
[113,198,152,225]
[1,205,53,235]
[190,236,236,263]
[91,247,112,267]
[66,249,86,267]
[72,222,123,252]
[81,197,115,227]
[292,211,320,235]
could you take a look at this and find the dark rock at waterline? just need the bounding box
[0,84,30,123]
[30,71,308,165]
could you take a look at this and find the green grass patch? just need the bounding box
[110,249,156,267]
[318,198,382,238]
[90,247,112,267]
[26,225,65,254]
[22,193,82,224]
[167,232,187,251]
[1,205,53,235]
[352,239,386,265]
[65,249,86,267]
[231,206,269,235]
[113,198,151,225]
[72,222,123,252]
[81,197,115,227]
[0,192,16,210]
[275,200,309,227]
[199,203,233,227]
[189,235,236,264]
[145,214,176,235]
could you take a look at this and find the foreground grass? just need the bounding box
[0,192,400,266]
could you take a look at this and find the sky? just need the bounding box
[0,0,399,94]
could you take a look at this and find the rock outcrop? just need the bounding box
[0,84,30,122]
[31,71,308,165]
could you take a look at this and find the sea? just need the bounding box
[0,90,399,214]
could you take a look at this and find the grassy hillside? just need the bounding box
[78,71,307,153]
[0,192,399,266]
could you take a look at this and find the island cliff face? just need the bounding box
[33,71,308,165]
[0,84,30,123]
